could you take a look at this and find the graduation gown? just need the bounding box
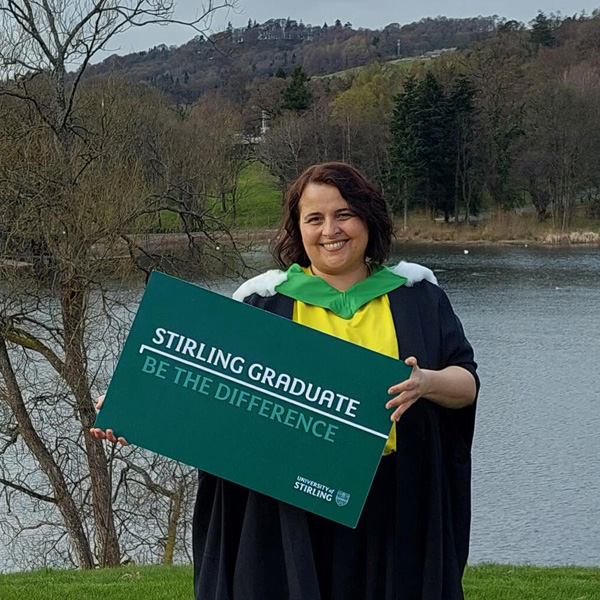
[193,271,479,600]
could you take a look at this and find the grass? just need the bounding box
[464,564,600,599]
[141,161,283,233]
[395,209,600,244]
[0,564,599,599]
[0,565,193,600]
[135,161,600,242]
[225,160,282,229]
[315,56,427,81]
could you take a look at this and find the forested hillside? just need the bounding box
[78,11,600,232]
[84,16,498,103]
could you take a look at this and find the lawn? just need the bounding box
[225,160,282,229]
[141,161,283,233]
[0,564,598,599]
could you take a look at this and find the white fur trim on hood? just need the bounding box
[388,261,438,287]
[232,261,437,301]
[232,269,288,302]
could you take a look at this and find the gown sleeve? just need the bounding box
[437,287,480,451]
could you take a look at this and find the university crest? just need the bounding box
[335,490,350,507]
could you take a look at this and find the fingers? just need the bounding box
[387,378,418,397]
[89,427,106,440]
[387,359,420,421]
[88,427,128,446]
[404,356,419,368]
[386,390,418,418]
[90,394,128,445]
[390,398,417,421]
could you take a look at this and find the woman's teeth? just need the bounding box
[322,241,346,250]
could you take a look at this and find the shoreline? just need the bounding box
[227,227,600,247]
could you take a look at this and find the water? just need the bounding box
[1,243,599,569]
[386,243,600,567]
[213,242,600,566]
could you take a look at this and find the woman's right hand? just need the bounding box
[89,395,129,446]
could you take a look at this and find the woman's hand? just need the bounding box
[89,395,129,446]
[386,356,429,422]
[386,358,477,420]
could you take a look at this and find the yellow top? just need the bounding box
[292,271,398,455]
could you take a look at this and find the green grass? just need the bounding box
[226,160,282,229]
[464,564,600,599]
[315,56,426,81]
[140,160,282,233]
[0,565,194,600]
[0,564,598,599]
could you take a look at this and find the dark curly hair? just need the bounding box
[272,162,394,269]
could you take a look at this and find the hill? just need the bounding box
[83,16,498,103]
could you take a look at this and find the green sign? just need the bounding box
[95,271,411,527]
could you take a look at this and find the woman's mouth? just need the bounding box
[321,240,348,250]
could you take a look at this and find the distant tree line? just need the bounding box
[84,15,499,103]
[259,10,600,229]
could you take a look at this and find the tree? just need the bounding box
[0,0,237,570]
[389,75,421,228]
[389,71,474,223]
[466,34,527,208]
[413,72,455,221]
[281,65,313,112]
[331,63,397,184]
[448,76,479,222]
[517,79,600,228]
[530,12,556,47]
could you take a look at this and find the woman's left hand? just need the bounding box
[386,356,430,422]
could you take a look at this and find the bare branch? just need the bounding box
[1,324,67,378]
[0,477,56,503]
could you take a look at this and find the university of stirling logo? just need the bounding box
[335,490,350,507]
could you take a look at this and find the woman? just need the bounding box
[93,162,479,599]
[193,163,479,600]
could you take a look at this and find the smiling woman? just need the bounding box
[298,183,369,288]
[192,162,479,600]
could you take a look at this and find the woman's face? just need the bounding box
[298,183,369,278]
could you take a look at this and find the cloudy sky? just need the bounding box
[99,0,600,58]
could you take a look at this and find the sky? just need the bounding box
[97,0,600,59]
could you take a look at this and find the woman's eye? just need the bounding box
[338,212,354,220]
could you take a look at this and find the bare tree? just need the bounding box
[0,0,237,570]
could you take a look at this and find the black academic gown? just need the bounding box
[193,280,480,600]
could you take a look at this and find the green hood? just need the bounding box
[275,264,407,319]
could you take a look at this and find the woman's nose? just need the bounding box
[322,217,341,236]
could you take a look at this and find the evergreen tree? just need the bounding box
[389,75,421,223]
[448,76,479,222]
[281,65,313,111]
[389,72,461,222]
[275,67,286,79]
[414,72,454,220]
[530,12,555,47]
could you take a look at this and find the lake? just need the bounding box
[1,242,598,569]
[222,242,600,566]
[387,243,600,567]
